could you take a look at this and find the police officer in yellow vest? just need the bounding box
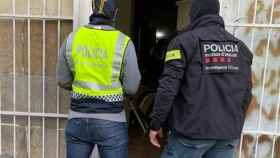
[56,0,141,157]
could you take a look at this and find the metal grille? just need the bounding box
[221,0,280,157]
[0,0,74,157]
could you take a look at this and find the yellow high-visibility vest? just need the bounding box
[66,26,130,97]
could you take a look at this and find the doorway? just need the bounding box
[128,1,179,158]
[134,0,178,89]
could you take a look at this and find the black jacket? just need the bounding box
[150,15,253,140]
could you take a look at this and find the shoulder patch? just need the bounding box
[165,50,182,62]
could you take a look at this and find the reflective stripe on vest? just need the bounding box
[73,80,121,90]
[66,26,130,97]
[112,33,126,82]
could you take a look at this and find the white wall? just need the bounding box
[176,0,238,30]
[73,0,92,30]
[74,0,133,35]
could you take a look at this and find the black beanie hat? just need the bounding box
[92,0,117,19]
[190,0,220,22]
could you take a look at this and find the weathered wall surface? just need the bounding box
[0,19,72,113]
[0,22,72,157]
[222,0,280,158]
[1,116,67,158]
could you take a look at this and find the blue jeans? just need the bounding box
[65,118,128,158]
[161,132,239,158]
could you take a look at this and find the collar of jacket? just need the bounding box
[187,14,225,31]
[89,13,115,26]
[85,24,115,30]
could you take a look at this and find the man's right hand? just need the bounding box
[149,129,162,148]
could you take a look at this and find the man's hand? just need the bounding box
[149,129,163,148]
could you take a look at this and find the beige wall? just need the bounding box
[176,0,191,31]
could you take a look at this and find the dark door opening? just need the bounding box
[133,0,178,90]
[127,2,179,158]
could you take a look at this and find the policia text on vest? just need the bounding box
[75,46,109,69]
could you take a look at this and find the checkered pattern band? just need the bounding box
[71,93,123,102]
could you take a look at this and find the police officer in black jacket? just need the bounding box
[149,0,253,157]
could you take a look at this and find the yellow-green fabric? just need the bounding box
[70,27,130,97]
[165,50,182,62]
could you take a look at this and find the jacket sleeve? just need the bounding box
[121,40,141,95]
[56,33,74,91]
[150,38,186,130]
[241,44,253,112]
